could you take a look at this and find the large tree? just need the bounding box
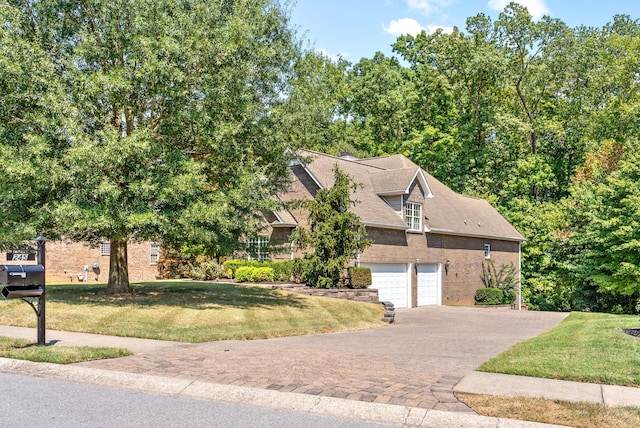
[1,0,301,293]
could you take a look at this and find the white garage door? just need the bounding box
[362,263,410,308]
[417,264,440,306]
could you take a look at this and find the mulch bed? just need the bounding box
[622,328,640,338]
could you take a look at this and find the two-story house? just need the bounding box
[262,150,525,308]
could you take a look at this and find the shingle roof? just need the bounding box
[275,150,524,241]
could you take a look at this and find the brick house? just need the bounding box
[260,150,525,308]
[5,240,160,284]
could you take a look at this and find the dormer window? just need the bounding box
[405,202,422,231]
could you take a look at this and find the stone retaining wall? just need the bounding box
[272,284,379,303]
[267,284,394,323]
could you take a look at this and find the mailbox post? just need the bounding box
[0,237,47,346]
[35,236,47,346]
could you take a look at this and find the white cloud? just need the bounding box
[426,24,454,34]
[406,0,453,17]
[487,0,550,20]
[384,18,425,36]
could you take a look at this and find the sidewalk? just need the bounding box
[454,371,640,408]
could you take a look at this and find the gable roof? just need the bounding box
[272,150,524,242]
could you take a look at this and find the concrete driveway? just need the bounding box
[77,306,568,412]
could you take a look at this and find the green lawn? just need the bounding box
[0,280,386,342]
[0,336,130,363]
[478,311,640,387]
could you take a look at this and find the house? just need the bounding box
[262,150,525,308]
[4,241,161,284]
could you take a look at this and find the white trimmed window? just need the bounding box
[100,242,111,256]
[248,236,270,261]
[404,202,422,231]
[150,243,160,265]
[484,243,491,259]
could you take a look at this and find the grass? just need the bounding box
[456,393,640,428]
[477,311,640,387]
[0,336,131,364]
[0,280,386,342]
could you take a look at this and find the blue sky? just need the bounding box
[290,0,640,61]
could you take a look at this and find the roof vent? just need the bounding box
[340,152,358,161]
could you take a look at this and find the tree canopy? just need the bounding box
[0,0,302,292]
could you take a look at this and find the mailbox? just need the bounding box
[0,265,45,299]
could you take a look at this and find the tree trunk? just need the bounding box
[107,237,131,294]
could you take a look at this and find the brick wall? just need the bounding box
[4,241,161,284]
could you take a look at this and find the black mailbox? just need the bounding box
[0,265,45,299]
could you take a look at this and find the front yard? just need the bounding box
[0,280,386,342]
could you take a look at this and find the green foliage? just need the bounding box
[270,260,295,282]
[290,166,372,288]
[223,259,293,282]
[565,140,640,305]
[234,267,254,282]
[234,266,275,283]
[475,287,506,305]
[348,267,372,289]
[0,0,302,292]
[481,260,518,291]
[188,260,222,281]
[252,267,275,282]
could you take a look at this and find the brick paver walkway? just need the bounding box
[76,306,567,413]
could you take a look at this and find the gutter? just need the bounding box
[428,228,526,242]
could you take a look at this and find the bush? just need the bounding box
[235,266,254,282]
[188,260,220,281]
[252,267,275,282]
[233,266,275,282]
[348,267,372,288]
[271,260,294,281]
[475,287,505,305]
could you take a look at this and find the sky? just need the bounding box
[290,0,640,61]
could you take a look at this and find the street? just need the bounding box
[0,373,394,428]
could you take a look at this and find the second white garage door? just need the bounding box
[417,264,440,306]
[362,263,410,308]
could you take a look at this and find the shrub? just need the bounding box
[252,267,275,282]
[475,287,505,305]
[271,260,294,281]
[188,260,220,281]
[348,267,372,289]
[235,266,254,282]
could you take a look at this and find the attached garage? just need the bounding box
[417,264,441,306]
[362,263,410,308]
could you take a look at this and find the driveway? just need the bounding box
[77,306,568,412]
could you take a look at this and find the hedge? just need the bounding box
[475,287,505,305]
[348,267,372,289]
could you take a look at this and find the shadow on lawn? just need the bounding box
[45,281,309,310]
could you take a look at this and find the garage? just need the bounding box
[417,264,440,306]
[362,263,410,308]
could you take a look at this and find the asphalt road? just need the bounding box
[0,373,394,428]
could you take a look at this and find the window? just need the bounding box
[484,243,491,259]
[248,236,270,261]
[100,242,110,256]
[404,202,422,231]
[150,243,160,265]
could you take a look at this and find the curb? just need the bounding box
[0,358,564,427]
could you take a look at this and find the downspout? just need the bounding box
[518,242,522,312]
